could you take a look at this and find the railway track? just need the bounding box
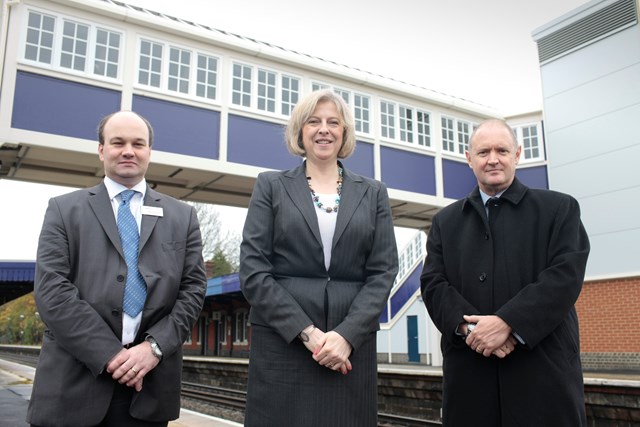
[3,347,637,426]
[180,381,440,426]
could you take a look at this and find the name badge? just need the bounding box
[141,206,164,217]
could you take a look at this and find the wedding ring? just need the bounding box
[130,367,138,374]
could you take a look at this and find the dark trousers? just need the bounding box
[32,382,169,427]
[98,382,168,427]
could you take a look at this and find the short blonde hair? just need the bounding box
[285,89,356,158]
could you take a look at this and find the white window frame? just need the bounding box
[281,74,300,116]
[381,100,433,148]
[442,116,474,156]
[354,92,371,135]
[234,310,249,344]
[167,45,191,94]
[257,67,277,113]
[21,8,124,83]
[195,52,218,100]
[231,61,301,117]
[94,27,121,79]
[380,100,396,140]
[399,105,414,143]
[59,18,89,72]
[515,123,544,162]
[217,314,227,345]
[138,38,163,88]
[135,36,221,103]
[416,109,431,147]
[311,81,330,91]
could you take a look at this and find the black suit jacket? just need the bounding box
[240,162,398,350]
[28,183,206,426]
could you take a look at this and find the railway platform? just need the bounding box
[0,358,241,427]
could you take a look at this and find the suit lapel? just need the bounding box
[88,183,124,259]
[332,167,366,249]
[281,163,323,248]
[139,186,161,251]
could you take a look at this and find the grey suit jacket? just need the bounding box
[240,162,399,350]
[27,182,206,426]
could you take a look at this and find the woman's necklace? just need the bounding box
[307,166,343,213]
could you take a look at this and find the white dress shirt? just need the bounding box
[104,176,147,345]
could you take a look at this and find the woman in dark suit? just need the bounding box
[240,89,399,426]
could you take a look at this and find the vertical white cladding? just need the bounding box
[533,0,640,278]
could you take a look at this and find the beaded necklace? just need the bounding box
[307,166,343,213]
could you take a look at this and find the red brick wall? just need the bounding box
[576,276,640,352]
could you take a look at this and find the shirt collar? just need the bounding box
[104,176,147,201]
[479,188,506,206]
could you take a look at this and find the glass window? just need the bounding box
[521,125,541,160]
[168,47,190,94]
[334,88,350,105]
[354,93,370,134]
[235,311,248,342]
[196,54,218,100]
[257,69,277,112]
[441,117,455,152]
[417,110,431,147]
[281,75,299,116]
[380,101,396,139]
[456,120,471,154]
[94,28,120,78]
[60,20,88,71]
[232,63,252,107]
[399,106,414,143]
[218,314,227,344]
[312,82,329,91]
[139,39,162,88]
[25,11,55,64]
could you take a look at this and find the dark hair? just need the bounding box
[97,111,154,146]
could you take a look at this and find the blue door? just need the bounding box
[407,315,420,363]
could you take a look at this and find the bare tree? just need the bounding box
[189,202,241,273]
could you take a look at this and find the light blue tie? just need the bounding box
[118,190,146,317]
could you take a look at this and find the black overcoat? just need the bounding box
[421,178,590,427]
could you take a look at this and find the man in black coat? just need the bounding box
[421,119,590,426]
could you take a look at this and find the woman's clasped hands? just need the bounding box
[300,325,353,374]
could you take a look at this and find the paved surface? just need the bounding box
[0,358,241,427]
[3,357,638,427]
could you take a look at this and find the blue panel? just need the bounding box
[443,159,476,199]
[379,307,388,323]
[133,95,219,159]
[228,115,299,170]
[206,272,240,296]
[380,147,436,195]
[12,71,120,140]
[516,166,548,190]
[0,262,36,282]
[390,263,422,318]
[343,141,374,178]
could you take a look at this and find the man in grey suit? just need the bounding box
[27,111,207,427]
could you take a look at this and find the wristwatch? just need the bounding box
[464,323,477,340]
[145,336,163,361]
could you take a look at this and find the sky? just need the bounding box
[0,0,590,260]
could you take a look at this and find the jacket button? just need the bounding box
[111,309,120,317]
[117,275,125,282]
[479,273,487,282]
[484,233,489,240]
